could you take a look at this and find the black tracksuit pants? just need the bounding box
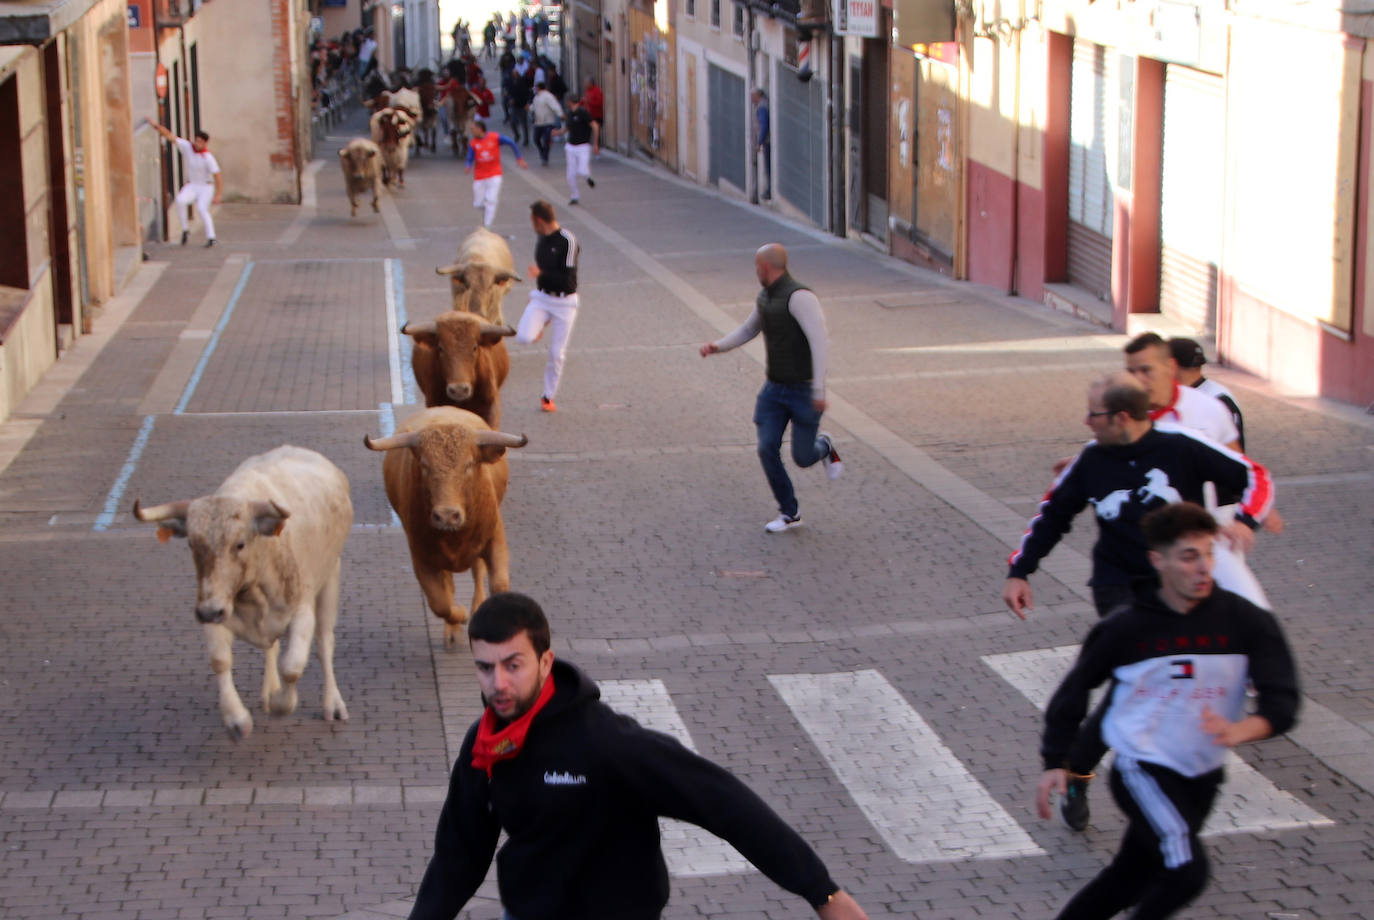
[1056,758,1222,920]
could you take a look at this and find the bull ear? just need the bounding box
[251,500,290,537]
[492,270,523,285]
[338,148,348,158]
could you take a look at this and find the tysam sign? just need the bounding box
[834,0,879,37]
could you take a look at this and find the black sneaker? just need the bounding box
[586,176,596,188]
[204,239,216,248]
[180,230,189,246]
[1061,777,1090,831]
[569,198,579,205]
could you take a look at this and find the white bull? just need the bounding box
[133,446,353,740]
[435,227,521,325]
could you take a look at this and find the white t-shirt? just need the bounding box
[1152,382,1240,447]
[175,138,221,186]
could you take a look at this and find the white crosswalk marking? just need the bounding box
[981,646,1334,835]
[597,679,754,877]
[770,670,1047,862]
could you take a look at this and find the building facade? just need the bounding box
[0,0,140,422]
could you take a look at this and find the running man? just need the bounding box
[465,118,527,228]
[406,592,872,920]
[1036,502,1299,920]
[555,95,599,204]
[145,117,222,247]
[514,200,579,412]
[700,243,843,533]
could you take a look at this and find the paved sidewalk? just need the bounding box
[1,99,1372,920]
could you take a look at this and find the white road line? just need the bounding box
[377,402,402,528]
[980,647,1334,835]
[597,679,753,877]
[770,670,1046,862]
[378,189,416,250]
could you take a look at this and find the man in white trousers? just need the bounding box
[146,117,222,247]
[515,200,579,412]
[465,118,528,228]
[555,95,599,205]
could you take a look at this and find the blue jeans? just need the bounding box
[754,380,825,518]
[534,123,554,162]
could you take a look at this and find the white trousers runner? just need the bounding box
[515,290,579,400]
[566,143,592,199]
[174,182,216,240]
[472,175,503,227]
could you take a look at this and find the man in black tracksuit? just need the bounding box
[408,592,870,920]
[1036,502,1299,919]
[1002,372,1276,829]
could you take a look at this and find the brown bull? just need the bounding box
[403,312,516,428]
[365,407,527,649]
[434,227,521,325]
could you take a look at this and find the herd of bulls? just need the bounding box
[132,229,530,738]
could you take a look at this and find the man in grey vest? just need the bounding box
[700,243,843,532]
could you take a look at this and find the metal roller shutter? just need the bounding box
[708,64,746,191]
[1067,39,1115,300]
[1158,65,1225,332]
[775,61,826,226]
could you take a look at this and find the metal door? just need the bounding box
[775,61,825,226]
[1159,64,1224,331]
[1067,39,1115,299]
[708,63,746,190]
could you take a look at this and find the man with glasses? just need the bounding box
[1002,372,1276,830]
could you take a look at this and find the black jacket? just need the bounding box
[1008,427,1274,586]
[1042,588,1299,777]
[408,660,838,920]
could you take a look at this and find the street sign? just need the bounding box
[127,3,141,29]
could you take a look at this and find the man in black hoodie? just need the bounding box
[1035,502,1299,919]
[408,592,870,920]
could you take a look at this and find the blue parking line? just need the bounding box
[93,415,157,532]
[174,261,255,415]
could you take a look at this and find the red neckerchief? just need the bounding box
[1149,382,1181,422]
[470,672,556,778]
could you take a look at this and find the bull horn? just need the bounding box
[401,320,437,336]
[364,430,423,451]
[475,431,529,449]
[479,322,517,337]
[435,263,463,276]
[492,270,524,284]
[132,498,191,522]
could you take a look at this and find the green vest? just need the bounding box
[757,273,813,385]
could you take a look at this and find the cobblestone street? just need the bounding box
[1,102,1372,919]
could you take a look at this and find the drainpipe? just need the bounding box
[829,31,843,235]
[1007,3,1022,294]
[151,0,168,242]
[746,5,758,204]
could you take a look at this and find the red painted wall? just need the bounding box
[967,159,1014,290]
[1016,180,1047,299]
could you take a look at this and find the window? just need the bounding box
[710,0,720,28]
[733,3,744,36]
[685,0,695,18]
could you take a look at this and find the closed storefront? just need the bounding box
[1158,64,1224,332]
[775,60,825,226]
[708,62,745,192]
[1067,38,1117,301]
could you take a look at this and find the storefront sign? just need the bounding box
[155,63,168,100]
[833,0,879,38]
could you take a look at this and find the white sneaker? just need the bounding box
[819,433,844,481]
[764,513,802,533]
